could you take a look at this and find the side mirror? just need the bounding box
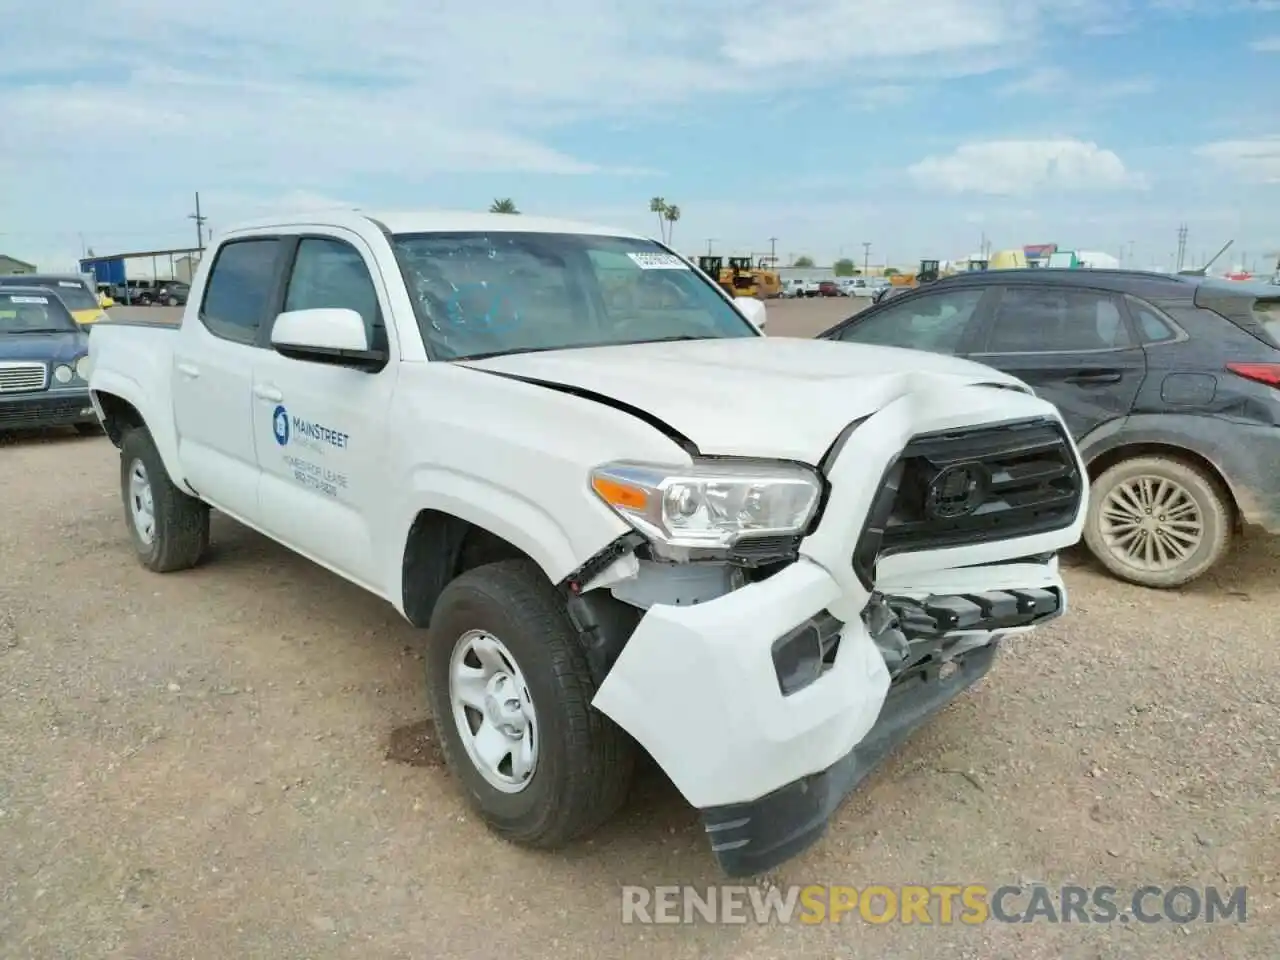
[734,296,768,331]
[270,308,387,372]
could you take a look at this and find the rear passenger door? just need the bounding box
[251,233,398,589]
[968,284,1146,439]
[172,236,287,520]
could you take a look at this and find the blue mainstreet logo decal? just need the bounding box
[273,404,290,446]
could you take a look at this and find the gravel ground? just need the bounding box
[1,299,1277,958]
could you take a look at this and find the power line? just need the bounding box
[188,191,208,252]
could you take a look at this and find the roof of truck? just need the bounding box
[220,209,648,241]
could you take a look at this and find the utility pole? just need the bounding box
[768,237,777,266]
[1175,223,1188,272]
[1128,240,1135,266]
[705,238,716,255]
[189,191,208,252]
[862,241,871,276]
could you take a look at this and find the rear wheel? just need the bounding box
[119,427,210,572]
[425,559,636,848]
[1084,455,1232,588]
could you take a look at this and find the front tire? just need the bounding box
[119,427,210,572]
[425,558,636,848]
[1083,455,1232,588]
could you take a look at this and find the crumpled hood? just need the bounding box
[0,330,89,364]
[460,337,1029,463]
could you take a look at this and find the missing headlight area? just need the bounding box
[610,559,746,609]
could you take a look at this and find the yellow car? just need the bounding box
[0,274,110,325]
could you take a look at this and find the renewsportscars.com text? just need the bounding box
[620,884,1247,925]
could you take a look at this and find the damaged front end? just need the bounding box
[569,387,1087,876]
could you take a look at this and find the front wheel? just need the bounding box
[1083,455,1232,588]
[119,427,210,572]
[425,559,636,848]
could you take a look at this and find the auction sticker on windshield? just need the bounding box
[10,296,49,304]
[628,252,689,270]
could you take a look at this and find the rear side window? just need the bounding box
[1255,297,1280,348]
[984,287,1132,353]
[1125,297,1178,344]
[200,239,282,343]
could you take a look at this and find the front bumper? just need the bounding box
[591,556,1065,807]
[700,585,1062,876]
[590,384,1084,874]
[0,390,96,431]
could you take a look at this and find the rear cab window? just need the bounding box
[199,238,284,344]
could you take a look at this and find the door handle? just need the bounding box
[254,385,284,403]
[1065,371,1123,385]
[176,362,200,379]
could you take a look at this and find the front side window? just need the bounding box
[390,232,757,360]
[832,288,986,355]
[200,238,282,343]
[984,287,1132,353]
[284,237,386,349]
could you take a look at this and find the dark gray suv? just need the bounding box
[819,268,1280,588]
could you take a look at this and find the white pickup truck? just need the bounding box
[88,210,1087,876]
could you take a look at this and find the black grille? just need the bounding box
[0,396,91,428]
[852,417,1081,587]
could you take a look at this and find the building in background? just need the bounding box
[1022,243,1058,268]
[174,254,202,283]
[0,254,37,275]
[1076,250,1121,269]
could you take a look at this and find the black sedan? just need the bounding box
[0,287,100,434]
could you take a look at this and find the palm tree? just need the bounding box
[649,197,668,242]
[663,204,680,247]
[490,198,519,214]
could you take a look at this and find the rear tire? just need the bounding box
[1083,455,1232,588]
[425,558,636,848]
[119,427,210,572]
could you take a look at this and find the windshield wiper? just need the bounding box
[7,327,67,334]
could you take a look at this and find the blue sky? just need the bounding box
[1,0,1278,274]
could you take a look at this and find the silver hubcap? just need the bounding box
[448,630,538,793]
[1099,475,1203,572]
[128,459,156,545]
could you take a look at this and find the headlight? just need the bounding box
[589,459,822,553]
[75,355,91,380]
[52,364,74,384]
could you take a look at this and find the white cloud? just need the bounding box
[1249,36,1280,52]
[1195,137,1280,183]
[998,67,1156,99]
[0,0,1163,194]
[908,139,1147,194]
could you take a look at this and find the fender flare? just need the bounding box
[90,370,189,492]
[388,465,629,615]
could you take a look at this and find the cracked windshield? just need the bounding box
[392,232,758,360]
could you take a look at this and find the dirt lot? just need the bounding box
[2,298,1278,958]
